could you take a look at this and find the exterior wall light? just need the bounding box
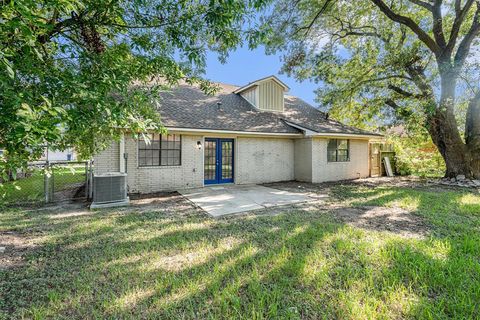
[196,141,202,150]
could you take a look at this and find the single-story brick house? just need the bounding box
[94,76,383,194]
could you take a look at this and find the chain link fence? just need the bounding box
[0,161,93,206]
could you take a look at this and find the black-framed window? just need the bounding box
[327,139,349,162]
[138,134,181,166]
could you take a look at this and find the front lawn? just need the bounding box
[1,183,479,319]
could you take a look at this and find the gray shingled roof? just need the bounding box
[156,82,382,136]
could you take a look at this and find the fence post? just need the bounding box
[44,162,52,203]
[85,161,88,198]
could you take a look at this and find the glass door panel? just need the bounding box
[204,138,234,184]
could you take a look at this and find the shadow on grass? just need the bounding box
[1,184,479,318]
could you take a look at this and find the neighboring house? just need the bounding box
[94,76,383,194]
[38,147,76,162]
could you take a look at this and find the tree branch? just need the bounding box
[104,22,171,29]
[455,0,462,14]
[432,0,447,49]
[446,0,476,54]
[37,15,80,44]
[407,0,433,11]
[331,30,386,43]
[296,0,333,36]
[329,16,389,43]
[405,64,435,99]
[388,84,425,98]
[385,98,401,110]
[370,0,441,55]
[454,2,480,69]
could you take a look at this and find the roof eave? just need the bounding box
[282,120,384,139]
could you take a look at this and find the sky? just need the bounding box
[204,46,319,106]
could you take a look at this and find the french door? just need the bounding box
[204,138,234,184]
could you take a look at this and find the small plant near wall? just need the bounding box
[387,130,445,178]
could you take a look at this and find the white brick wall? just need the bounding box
[94,141,120,173]
[94,134,371,194]
[294,138,312,182]
[125,135,203,193]
[236,137,295,184]
[311,138,369,182]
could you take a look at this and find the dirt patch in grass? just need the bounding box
[53,182,86,201]
[126,191,201,217]
[349,176,480,193]
[328,205,429,238]
[265,176,477,193]
[264,179,431,238]
[0,231,37,270]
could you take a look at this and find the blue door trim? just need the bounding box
[204,138,234,185]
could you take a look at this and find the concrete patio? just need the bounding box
[178,184,313,217]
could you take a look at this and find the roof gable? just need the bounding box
[233,75,289,94]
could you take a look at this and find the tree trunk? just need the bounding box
[427,112,472,178]
[466,91,480,179]
[426,73,475,178]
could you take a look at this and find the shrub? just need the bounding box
[387,130,445,178]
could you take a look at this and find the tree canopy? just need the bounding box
[0,0,264,178]
[259,0,480,178]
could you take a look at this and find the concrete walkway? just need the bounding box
[178,184,312,217]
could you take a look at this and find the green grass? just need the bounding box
[0,166,85,205]
[0,185,479,319]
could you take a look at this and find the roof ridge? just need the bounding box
[214,81,241,88]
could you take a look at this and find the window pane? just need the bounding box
[337,150,348,161]
[173,150,180,160]
[161,153,168,166]
[327,139,349,162]
[327,151,337,162]
[328,139,337,150]
[139,134,181,166]
[338,139,348,150]
[327,139,337,152]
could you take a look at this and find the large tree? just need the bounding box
[259,0,480,178]
[0,0,263,178]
